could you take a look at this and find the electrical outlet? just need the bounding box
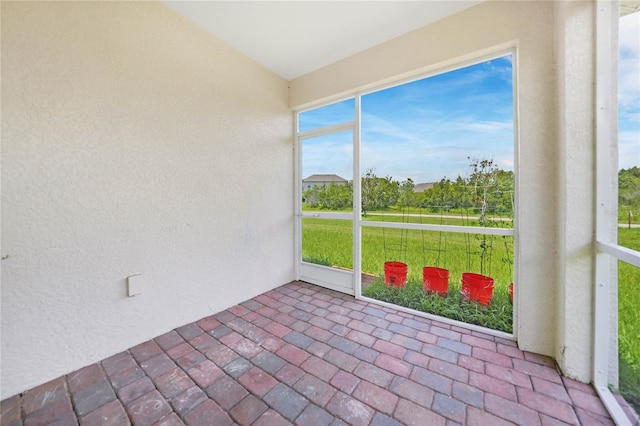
[127,274,144,297]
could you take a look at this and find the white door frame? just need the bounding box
[295,121,357,295]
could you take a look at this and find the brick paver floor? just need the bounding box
[1,281,636,425]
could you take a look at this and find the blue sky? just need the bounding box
[619,12,640,170]
[301,16,639,183]
[360,56,513,183]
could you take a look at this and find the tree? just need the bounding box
[415,177,469,211]
[494,170,515,214]
[467,157,500,225]
[318,181,352,210]
[619,167,640,209]
[398,178,415,207]
[303,182,353,210]
[361,168,400,215]
[302,186,322,208]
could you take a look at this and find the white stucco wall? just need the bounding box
[554,0,597,382]
[289,1,599,382]
[1,1,293,399]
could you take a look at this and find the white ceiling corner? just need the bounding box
[621,0,640,16]
[162,1,483,80]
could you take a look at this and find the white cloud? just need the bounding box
[302,133,353,180]
[459,120,513,133]
[619,130,640,170]
[358,107,513,182]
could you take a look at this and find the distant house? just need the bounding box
[413,182,435,192]
[302,174,347,189]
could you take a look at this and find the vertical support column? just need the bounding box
[353,96,363,297]
[594,0,613,390]
[294,116,302,281]
[592,6,637,421]
[511,47,521,342]
[594,0,620,391]
[553,0,597,381]
[515,2,559,359]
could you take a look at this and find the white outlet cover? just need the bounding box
[127,274,144,297]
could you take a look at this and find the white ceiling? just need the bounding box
[621,0,640,15]
[162,1,482,80]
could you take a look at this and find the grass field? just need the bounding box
[619,229,640,366]
[302,215,514,332]
[303,212,513,277]
[618,228,640,412]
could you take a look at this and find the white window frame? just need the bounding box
[295,49,518,340]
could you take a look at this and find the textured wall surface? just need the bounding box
[289,1,599,382]
[553,0,599,382]
[1,0,604,398]
[1,1,293,399]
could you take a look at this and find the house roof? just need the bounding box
[303,174,347,183]
[414,182,435,193]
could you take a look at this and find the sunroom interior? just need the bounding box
[1,0,637,422]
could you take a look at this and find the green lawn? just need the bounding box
[302,216,514,332]
[618,228,640,412]
[303,216,514,284]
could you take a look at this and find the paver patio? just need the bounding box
[1,281,635,425]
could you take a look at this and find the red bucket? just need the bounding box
[423,267,449,296]
[384,261,407,288]
[461,272,495,306]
